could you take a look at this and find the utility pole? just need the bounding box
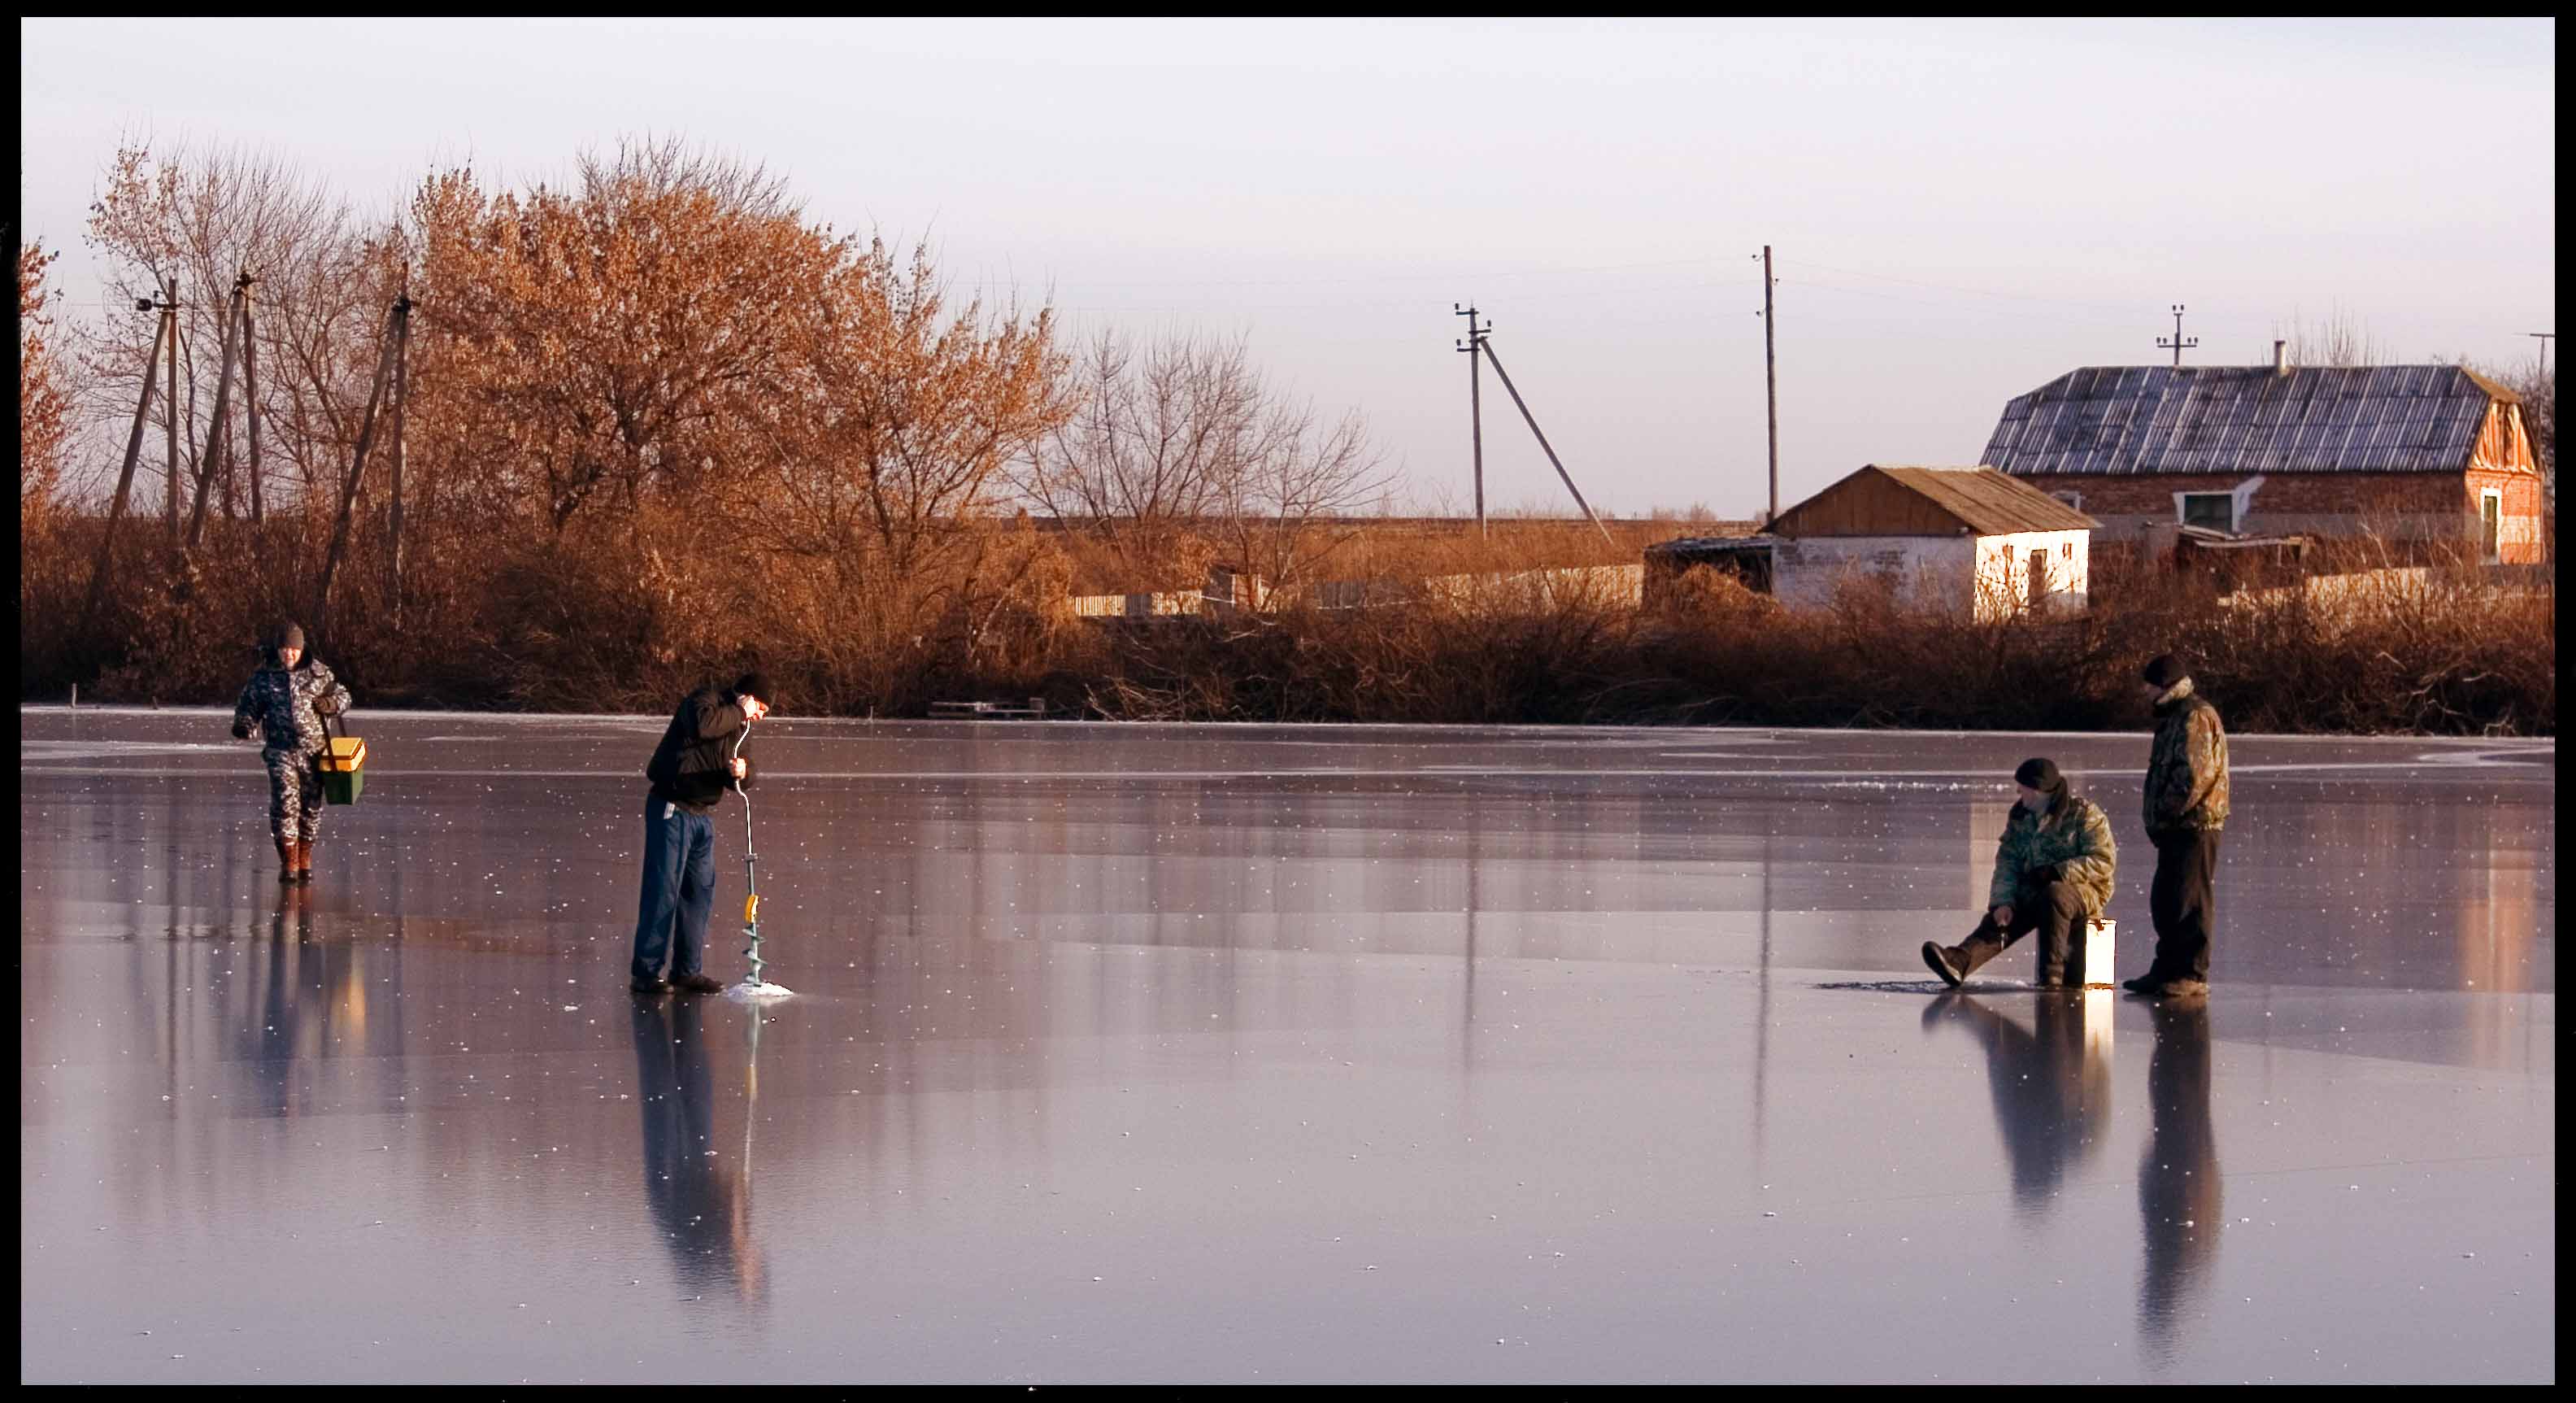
[2157,303,2198,368]
[1760,245,1778,524]
[1455,303,1490,537]
[86,293,173,626]
[162,278,181,547]
[2531,332,2555,381]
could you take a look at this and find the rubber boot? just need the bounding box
[2036,917,2073,988]
[292,839,315,884]
[276,836,297,883]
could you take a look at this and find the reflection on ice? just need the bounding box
[630,997,766,1308]
[16,712,2554,1383]
[1921,991,2113,1224]
[2139,1000,2221,1367]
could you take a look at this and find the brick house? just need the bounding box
[1982,359,2546,564]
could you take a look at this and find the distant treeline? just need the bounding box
[15,138,2554,734]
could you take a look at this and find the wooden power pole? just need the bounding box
[1456,303,1490,537]
[1762,245,1778,524]
[85,293,174,626]
[163,278,181,547]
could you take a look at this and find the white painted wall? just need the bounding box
[1973,529,2091,621]
[1777,529,2088,621]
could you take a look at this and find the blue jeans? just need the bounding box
[630,795,717,981]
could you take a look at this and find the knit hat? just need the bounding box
[264,621,306,661]
[2141,653,2187,689]
[732,671,775,708]
[2014,756,2071,812]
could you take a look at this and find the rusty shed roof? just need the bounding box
[1983,364,2511,477]
[1767,466,2095,538]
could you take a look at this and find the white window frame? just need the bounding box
[2478,488,2504,563]
[2049,490,2083,512]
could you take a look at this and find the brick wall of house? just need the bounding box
[2466,468,2548,563]
[2018,471,2547,561]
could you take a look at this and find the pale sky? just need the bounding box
[19,17,2557,516]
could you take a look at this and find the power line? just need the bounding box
[981,252,1728,292]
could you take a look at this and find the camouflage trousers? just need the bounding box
[263,747,325,844]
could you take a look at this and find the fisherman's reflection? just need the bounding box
[2138,998,2220,1362]
[629,996,766,1305]
[1921,991,2110,1221]
[245,886,381,1117]
[249,887,318,1118]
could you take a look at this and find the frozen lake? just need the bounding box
[19,709,2556,1383]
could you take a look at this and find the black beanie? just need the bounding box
[733,671,775,707]
[2142,653,2187,689]
[2015,756,2070,811]
[264,621,306,661]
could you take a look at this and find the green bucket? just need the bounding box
[318,715,366,806]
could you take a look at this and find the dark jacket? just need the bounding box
[2144,679,2230,836]
[233,657,351,755]
[645,686,751,814]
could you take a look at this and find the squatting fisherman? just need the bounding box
[1924,757,2117,989]
[630,671,772,996]
[229,621,352,884]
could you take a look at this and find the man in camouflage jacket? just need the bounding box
[2126,653,2228,997]
[231,621,351,883]
[1924,757,2117,988]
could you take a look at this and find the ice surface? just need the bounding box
[18,710,2555,1383]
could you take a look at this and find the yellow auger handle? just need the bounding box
[744,893,761,925]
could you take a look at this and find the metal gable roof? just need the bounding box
[1982,365,2503,477]
[1768,466,2096,538]
[1869,466,2097,535]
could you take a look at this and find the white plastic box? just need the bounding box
[2050,917,2116,989]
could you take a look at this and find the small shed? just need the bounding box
[1643,535,1774,606]
[1764,465,2096,621]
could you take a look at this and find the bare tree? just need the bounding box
[2272,307,2382,369]
[1013,329,1265,579]
[79,142,375,523]
[1014,327,1390,602]
[1214,390,1394,601]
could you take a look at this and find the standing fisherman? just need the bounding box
[630,672,772,996]
[2126,654,2229,999]
[229,621,352,883]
